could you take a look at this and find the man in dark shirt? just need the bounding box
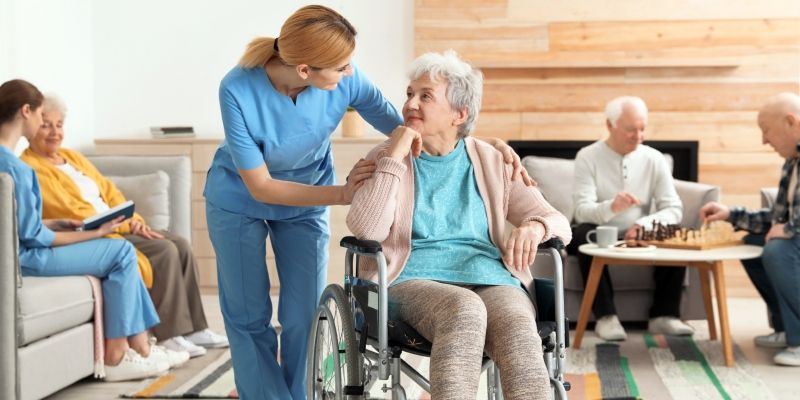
[701,92,800,367]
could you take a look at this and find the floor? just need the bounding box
[47,292,799,400]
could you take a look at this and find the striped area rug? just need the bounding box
[122,350,237,398]
[567,331,775,400]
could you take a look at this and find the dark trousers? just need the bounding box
[740,233,785,332]
[567,223,686,319]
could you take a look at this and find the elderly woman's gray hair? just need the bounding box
[42,94,68,116]
[407,50,483,138]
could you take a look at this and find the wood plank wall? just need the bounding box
[415,0,800,209]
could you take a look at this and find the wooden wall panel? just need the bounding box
[505,0,800,22]
[548,20,800,52]
[482,82,798,112]
[417,1,800,263]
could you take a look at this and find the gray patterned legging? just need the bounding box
[389,280,550,400]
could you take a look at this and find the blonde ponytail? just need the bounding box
[237,5,356,70]
[238,37,277,68]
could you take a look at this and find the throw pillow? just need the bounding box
[521,156,575,221]
[107,171,170,231]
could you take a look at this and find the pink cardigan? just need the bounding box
[346,137,572,287]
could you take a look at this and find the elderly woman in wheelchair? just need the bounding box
[307,50,572,400]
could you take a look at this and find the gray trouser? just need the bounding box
[389,280,550,400]
[125,231,208,340]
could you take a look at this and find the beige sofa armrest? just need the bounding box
[0,173,20,399]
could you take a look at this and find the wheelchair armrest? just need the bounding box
[340,236,382,254]
[538,237,565,251]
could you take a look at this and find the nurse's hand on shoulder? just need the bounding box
[387,126,422,161]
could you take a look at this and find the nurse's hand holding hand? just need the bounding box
[387,126,422,161]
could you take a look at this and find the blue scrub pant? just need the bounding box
[206,203,328,400]
[20,239,159,338]
[741,233,800,346]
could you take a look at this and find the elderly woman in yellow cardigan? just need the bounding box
[20,95,228,357]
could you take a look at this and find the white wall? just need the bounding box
[2,0,414,150]
[2,0,95,152]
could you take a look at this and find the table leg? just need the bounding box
[574,257,606,349]
[695,264,717,340]
[712,261,734,367]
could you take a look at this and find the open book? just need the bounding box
[79,200,135,231]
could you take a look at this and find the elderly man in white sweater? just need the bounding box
[566,96,694,341]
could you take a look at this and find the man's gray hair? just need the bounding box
[605,96,648,128]
[407,50,483,138]
[42,94,67,116]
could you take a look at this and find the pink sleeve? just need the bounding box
[346,150,407,242]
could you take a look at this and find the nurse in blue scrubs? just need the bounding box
[205,5,534,399]
[0,79,165,381]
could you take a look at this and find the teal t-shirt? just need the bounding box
[393,139,520,288]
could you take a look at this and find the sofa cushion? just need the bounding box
[108,171,171,231]
[18,276,94,345]
[761,187,778,208]
[521,156,575,220]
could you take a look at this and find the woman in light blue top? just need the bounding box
[0,79,166,382]
[204,6,533,399]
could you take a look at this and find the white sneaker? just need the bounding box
[595,315,627,341]
[161,336,207,358]
[774,346,800,366]
[149,343,190,368]
[186,329,229,349]
[104,349,169,382]
[648,317,694,336]
[754,331,787,348]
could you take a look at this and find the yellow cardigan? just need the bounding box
[20,148,153,288]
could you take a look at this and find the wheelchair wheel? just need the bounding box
[308,284,362,399]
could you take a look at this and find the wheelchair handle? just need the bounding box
[340,236,382,254]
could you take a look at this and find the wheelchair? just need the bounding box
[307,236,570,400]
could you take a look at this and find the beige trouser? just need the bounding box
[124,231,208,340]
[389,280,550,400]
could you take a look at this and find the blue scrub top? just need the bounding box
[204,63,403,220]
[0,146,55,267]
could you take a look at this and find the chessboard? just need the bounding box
[630,221,743,250]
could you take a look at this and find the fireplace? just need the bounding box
[509,140,699,182]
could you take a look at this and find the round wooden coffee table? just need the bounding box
[575,243,763,367]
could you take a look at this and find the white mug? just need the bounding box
[586,226,618,248]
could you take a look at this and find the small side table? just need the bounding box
[574,244,762,367]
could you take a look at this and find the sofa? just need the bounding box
[1,155,190,400]
[522,155,721,322]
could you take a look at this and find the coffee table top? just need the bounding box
[578,243,762,262]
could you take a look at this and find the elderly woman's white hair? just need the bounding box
[42,94,68,115]
[605,96,647,128]
[407,50,483,138]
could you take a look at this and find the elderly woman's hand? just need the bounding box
[130,219,165,240]
[387,126,422,161]
[503,220,546,272]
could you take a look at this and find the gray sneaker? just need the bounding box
[754,331,787,348]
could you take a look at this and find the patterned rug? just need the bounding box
[122,350,237,398]
[121,326,774,399]
[567,331,775,400]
